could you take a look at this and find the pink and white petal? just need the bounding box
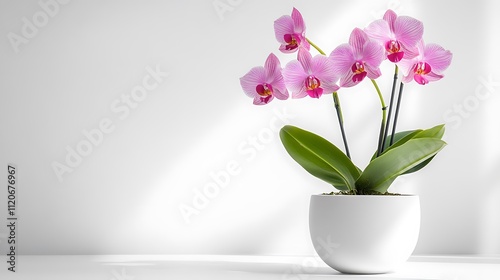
[274,15,294,43]
[425,72,444,83]
[300,36,311,50]
[273,87,289,100]
[297,48,313,74]
[339,72,357,88]
[283,60,307,94]
[253,95,274,105]
[292,87,308,99]
[271,76,288,98]
[291,7,306,34]
[364,19,392,43]
[401,44,420,59]
[398,58,417,77]
[402,71,415,83]
[349,28,368,57]
[321,81,340,94]
[394,16,423,49]
[240,66,266,98]
[363,41,385,68]
[366,66,382,80]
[330,44,355,76]
[279,44,296,53]
[424,44,452,73]
[311,55,336,83]
[383,9,397,31]
[264,53,282,81]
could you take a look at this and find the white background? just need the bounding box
[0,0,499,256]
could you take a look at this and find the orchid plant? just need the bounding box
[240,8,452,195]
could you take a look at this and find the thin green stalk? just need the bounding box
[390,82,405,145]
[370,79,387,157]
[307,37,351,160]
[333,92,351,159]
[306,38,326,55]
[381,65,399,153]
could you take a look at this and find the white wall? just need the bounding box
[0,0,499,255]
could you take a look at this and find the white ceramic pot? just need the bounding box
[309,194,420,274]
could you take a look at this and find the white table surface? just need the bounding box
[1,255,499,280]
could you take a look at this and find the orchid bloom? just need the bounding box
[274,8,310,53]
[240,53,289,105]
[330,28,385,88]
[282,48,339,99]
[364,10,423,63]
[399,40,452,85]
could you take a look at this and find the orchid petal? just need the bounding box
[330,44,355,76]
[310,55,335,82]
[366,66,382,80]
[273,88,289,100]
[274,15,294,44]
[364,19,392,43]
[402,70,415,83]
[349,28,368,58]
[339,72,357,88]
[394,16,423,49]
[383,9,397,31]
[264,53,281,81]
[307,87,323,98]
[398,57,416,77]
[424,71,444,82]
[291,7,306,34]
[240,66,266,98]
[363,41,385,69]
[253,95,273,105]
[424,43,453,73]
[283,60,307,96]
[297,48,313,73]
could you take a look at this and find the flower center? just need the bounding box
[351,61,365,74]
[385,40,401,53]
[305,75,321,90]
[284,34,300,51]
[385,40,404,62]
[304,75,323,98]
[351,61,367,82]
[414,62,431,75]
[256,83,273,97]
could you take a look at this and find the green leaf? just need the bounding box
[373,124,446,175]
[279,125,360,191]
[372,129,422,161]
[413,124,445,139]
[356,138,447,193]
[402,124,446,175]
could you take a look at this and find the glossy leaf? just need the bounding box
[413,124,445,139]
[374,124,446,175]
[279,125,360,191]
[373,129,422,161]
[356,138,446,193]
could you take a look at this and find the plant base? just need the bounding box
[309,194,420,274]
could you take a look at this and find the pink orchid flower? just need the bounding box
[282,48,339,99]
[240,53,289,105]
[330,28,385,88]
[364,9,423,63]
[399,40,453,85]
[274,7,310,53]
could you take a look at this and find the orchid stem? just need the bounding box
[333,92,351,159]
[306,38,325,55]
[381,65,399,153]
[390,82,405,145]
[307,37,351,159]
[370,79,387,157]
